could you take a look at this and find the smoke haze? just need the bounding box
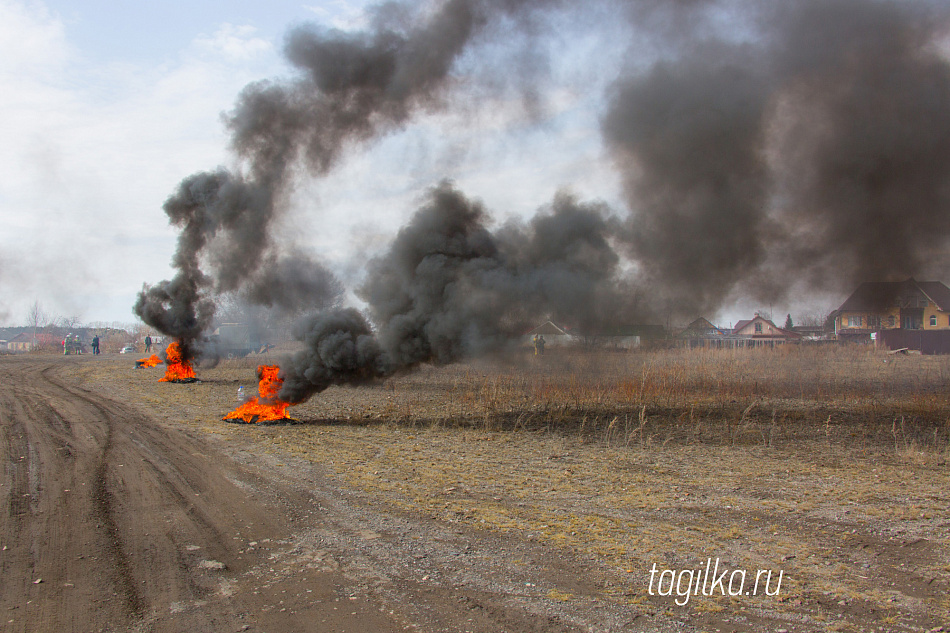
[135,0,566,359]
[604,0,950,316]
[135,0,950,400]
[277,180,634,403]
[362,182,628,363]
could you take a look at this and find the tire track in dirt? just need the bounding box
[2,359,140,630]
[34,359,283,629]
[51,367,233,591]
[1,357,406,632]
[0,409,30,593]
[89,415,145,619]
[1,417,29,523]
[7,354,741,633]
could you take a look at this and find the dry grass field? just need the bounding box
[71,344,949,632]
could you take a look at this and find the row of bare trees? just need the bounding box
[13,300,158,354]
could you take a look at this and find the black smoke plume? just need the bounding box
[603,0,950,317]
[278,180,631,403]
[138,0,950,403]
[363,181,629,365]
[278,308,391,404]
[242,251,345,314]
[136,0,562,361]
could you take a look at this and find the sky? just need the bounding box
[0,0,367,326]
[4,0,928,332]
[0,0,638,328]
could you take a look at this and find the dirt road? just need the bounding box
[0,356,609,633]
[3,353,948,633]
[0,356,413,632]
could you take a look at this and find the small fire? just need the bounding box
[223,365,293,423]
[136,354,162,368]
[160,341,197,383]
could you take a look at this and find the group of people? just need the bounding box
[533,333,546,356]
[62,333,84,355]
[62,334,153,355]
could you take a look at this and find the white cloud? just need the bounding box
[0,1,285,325]
[0,0,69,78]
[302,0,371,30]
[193,23,272,61]
[0,0,626,327]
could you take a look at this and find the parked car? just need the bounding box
[119,346,135,354]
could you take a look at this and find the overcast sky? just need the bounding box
[3,0,890,331]
[0,0,642,327]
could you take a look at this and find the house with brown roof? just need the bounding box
[7,332,35,352]
[523,321,577,348]
[676,317,731,348]
[678,317,728,338]
[732,315,801,346]
[833,278,950,340]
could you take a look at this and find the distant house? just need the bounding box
[572,324,666,349]
[594,326,641,350]
[523,321,576,348]
[833,278,950,352]
[7,332,34,352]
[672,315,799,349]
[834,278,950,340]
[732,315,801,346]
[677,317,730,348]
[679,317,725,336]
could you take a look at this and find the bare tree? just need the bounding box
[26,300,46,351]
[129,322,152,349]
[59,315,82,330]
[794,308,835,328]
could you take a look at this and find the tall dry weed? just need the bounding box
[422,345,950,452]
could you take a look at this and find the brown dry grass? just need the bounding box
[72,344,950,630]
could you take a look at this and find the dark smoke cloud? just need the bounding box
[279,180,631,403]
[162,170,273,294]
[135,170,268,353]
[242,251,345,314]
[133,166,342,357]
[133,271,214,363]
[362,181,632,366]
[228,0,561,180]
[767,0,950,287]
[604,0,950,317]
[138,0,950,403]
[137,0,564,361]
[359,181,506,367]
[603,45,771,317]
[278,307,390,404]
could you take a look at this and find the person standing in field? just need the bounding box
[534,334,546,356]
[145,335,152,353]
[92,335,100,355]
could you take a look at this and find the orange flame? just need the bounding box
[223,365,293,423]
[160,342,197,382]
[136,354,162,368]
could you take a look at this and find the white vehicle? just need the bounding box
[119,346,135,354]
